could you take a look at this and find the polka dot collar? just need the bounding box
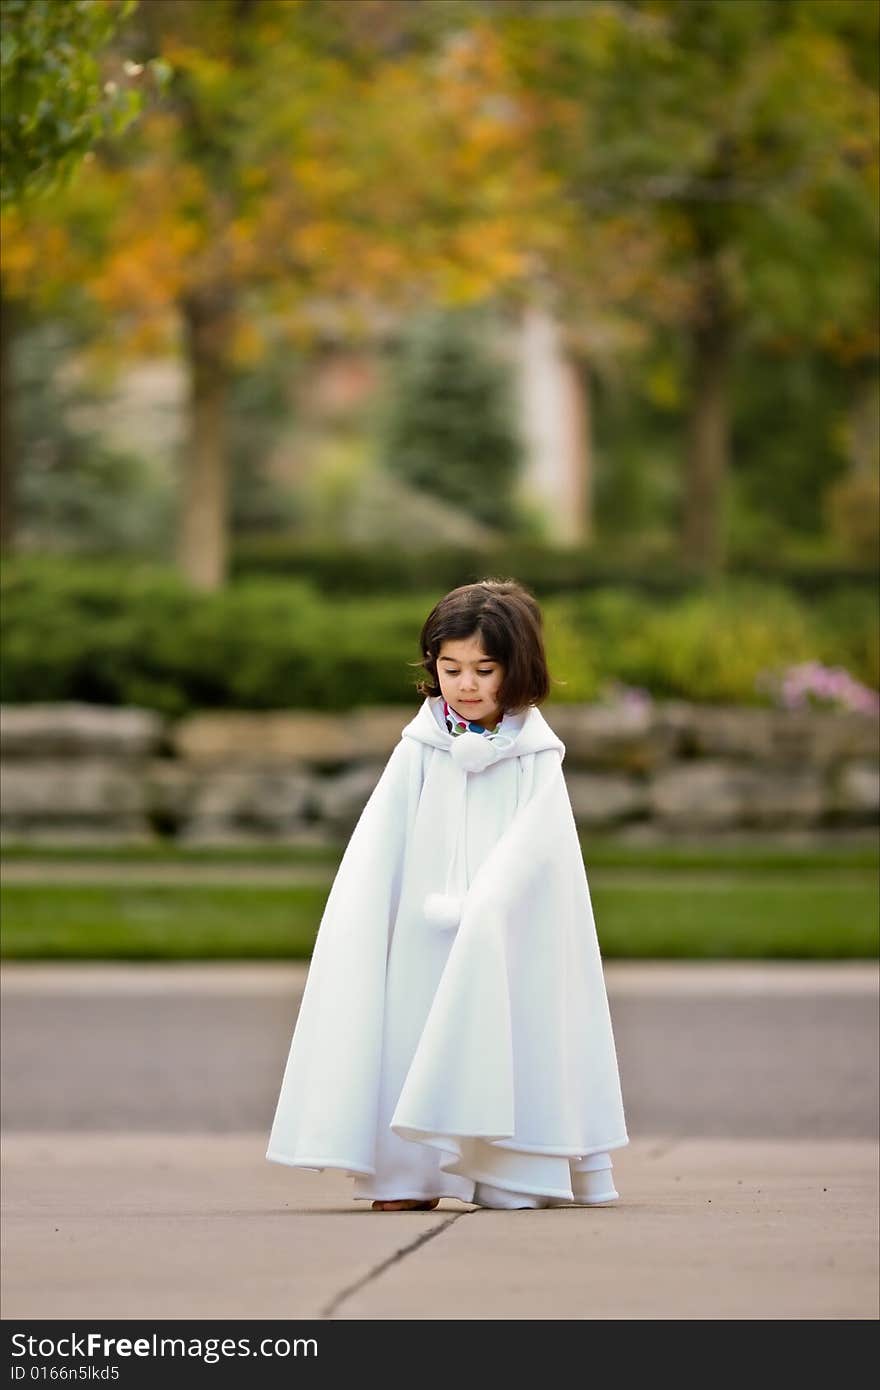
[443,698,508,737]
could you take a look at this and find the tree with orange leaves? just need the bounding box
[2,0,552,588]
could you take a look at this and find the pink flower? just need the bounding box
[756,662,880,715]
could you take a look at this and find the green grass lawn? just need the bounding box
[0,842,343,864]
[2,840,877,869]
[1,851,876,959]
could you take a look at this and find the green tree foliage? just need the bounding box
[0,0,154,207]
[2,0,876,579]
[377,308,524,530]
[11,321,172,554]
[488,0,879,571]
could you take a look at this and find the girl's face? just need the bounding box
[435,635,505,727]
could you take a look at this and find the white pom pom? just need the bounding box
[423,892,462,929]
[450,731,496,773]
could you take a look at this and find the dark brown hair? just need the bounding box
[411,578,559,713]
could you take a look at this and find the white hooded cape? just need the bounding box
[266,696,628,1204]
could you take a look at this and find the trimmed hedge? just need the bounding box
[1,557,877,715]
[230,536,878,598]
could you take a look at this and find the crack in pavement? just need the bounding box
[320,1210,470,1320]
[319,1152,671,1319]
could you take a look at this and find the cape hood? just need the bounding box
[401,695,564,760]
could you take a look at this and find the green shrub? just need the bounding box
[811,586,880,692]
[229,536,877,600]
[607,582,816,704]
[1,558,876,713]
[559,578,880,705]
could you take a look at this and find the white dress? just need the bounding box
[266,695,628,1209]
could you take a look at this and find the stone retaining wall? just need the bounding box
[1,702,877,845]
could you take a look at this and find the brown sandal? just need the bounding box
[371,1198,440,1211]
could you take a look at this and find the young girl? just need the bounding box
[266,578,628,1210]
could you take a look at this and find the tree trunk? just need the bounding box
[682,273,732,576]
[177,292,233,591]
[0,288,17,552]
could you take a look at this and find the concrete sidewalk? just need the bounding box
[2,1133,876,1320]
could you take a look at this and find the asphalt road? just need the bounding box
[2,962,877,1139]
